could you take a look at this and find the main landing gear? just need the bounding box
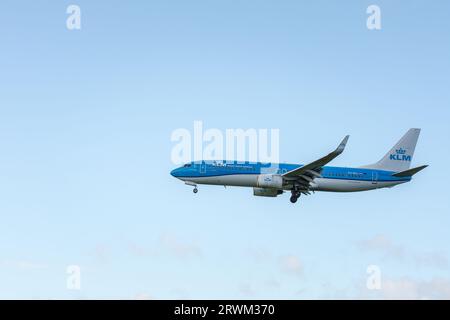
[290,190,300,203]
[193,187,198,194]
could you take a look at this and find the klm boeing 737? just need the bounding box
[170,129,427,204]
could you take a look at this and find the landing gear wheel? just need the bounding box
[290,189,300,203]
[193,187,198,194]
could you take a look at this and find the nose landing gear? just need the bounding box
[184,181,198,194]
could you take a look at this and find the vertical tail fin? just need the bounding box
[361,128,421,172]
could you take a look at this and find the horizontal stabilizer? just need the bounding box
[392,165,428,177]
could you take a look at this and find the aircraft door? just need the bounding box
[371,171,378,184]
[200,161,206,174]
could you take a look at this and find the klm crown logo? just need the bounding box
[390,148,411,161]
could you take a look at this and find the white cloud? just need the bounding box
[359,234,406,259]
[381,278,419,299]
[0,259,47,270]
[358,234,448,269]
[280,255,303,276]
[244,247,272,263]
[127,233,202,260]
[159,233,202,259]
[238,282,255,296]
[413,252,448,269]
[92,244,110,264]
[133,292,153,300]
[128,242,157,257]
[381,277,450,300]
[264,278,281,290]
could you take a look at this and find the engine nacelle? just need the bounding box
[256,174,283,189]
[253,187,283,197]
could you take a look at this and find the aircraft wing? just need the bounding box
[283,135,349,183]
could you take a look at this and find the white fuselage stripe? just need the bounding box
[180,174,405,192]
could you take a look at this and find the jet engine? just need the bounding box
[256,174,283,189]
[253,187,283,197]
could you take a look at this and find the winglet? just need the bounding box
[335,135,350,154]
[282,135,350,178]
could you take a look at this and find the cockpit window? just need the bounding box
[183,164,192,167]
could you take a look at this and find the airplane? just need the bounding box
[170,128,427,204]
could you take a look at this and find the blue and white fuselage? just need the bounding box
[170,161,410,192]
[170,129,427,203]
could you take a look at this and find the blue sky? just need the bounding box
[0,0,449,299]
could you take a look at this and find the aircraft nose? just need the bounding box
[170,168,179,177]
